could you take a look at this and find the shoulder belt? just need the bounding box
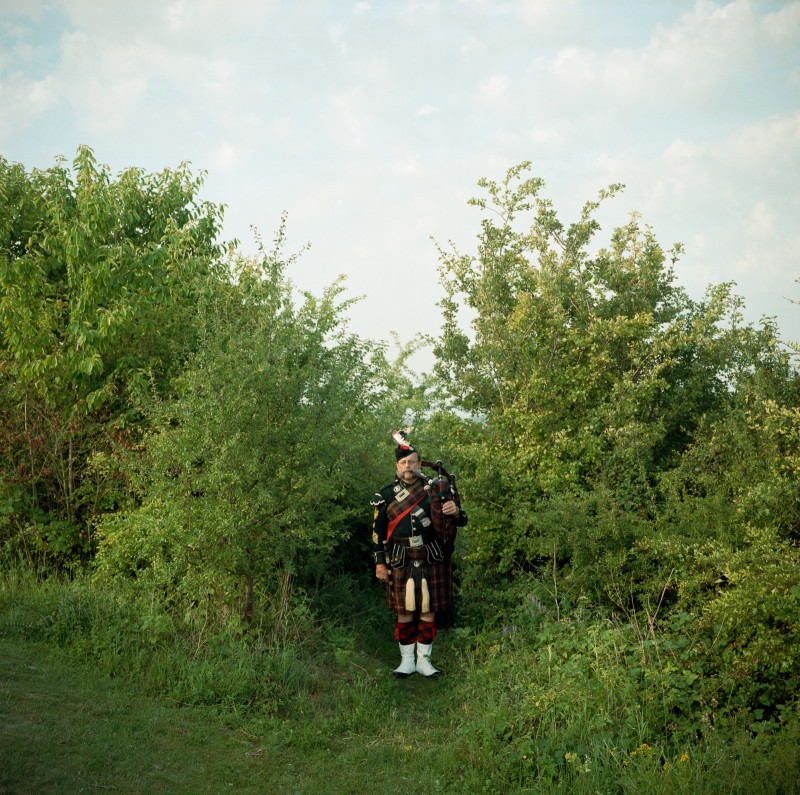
[386,493,425,543]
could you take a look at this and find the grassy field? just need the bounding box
[0,633,478,795]
[2,575,799,795]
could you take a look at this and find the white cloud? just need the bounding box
[414,103,439,117]
[328,22,348,54]
[61,28,89,59]
[663,139,699,161]
[530,0,798,124]
[460,35,485,55]
[764,1,800,43]
[211,142,244,173]
[724,111,800,159]
[327,87,371,146]
[53,0,278,43]
[266,116,293,138]
[1,0,46,19]
[85,77,148,134]
[516,0,579,27]
[203,59,237,98]
[614,111,800,231]
[391,154,422,176]
[57,31,152,134]
[2,0,798,352]
[647,0,759,79]
[732,253,755,275]
[747,201,774,236]
[0,76,48,147]
[399,2,441,22]
[527,124,565,145]
[550,46,594,83]
[476,73,509,102]
[165,0,190,32]
[28,74,55,112]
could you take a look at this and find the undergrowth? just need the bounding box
[1,566,798,794]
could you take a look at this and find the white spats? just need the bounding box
[393,642,417,677]
[415,642,441,678]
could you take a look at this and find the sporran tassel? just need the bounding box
[421,577,430,613]
[405,577,416,612]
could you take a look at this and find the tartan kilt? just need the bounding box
[386,545,452,613]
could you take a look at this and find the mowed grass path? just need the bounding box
[0,635,472,795]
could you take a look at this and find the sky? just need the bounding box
[2,0,799,371]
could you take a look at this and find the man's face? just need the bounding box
[396,453,421,484]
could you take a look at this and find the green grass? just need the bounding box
[2,572,799,795]
[0,633,476,795]
[1,638,273,794]
[7,631,796,795]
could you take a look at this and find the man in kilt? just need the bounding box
[371,436,467,677]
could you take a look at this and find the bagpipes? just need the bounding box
[393,430,462,552]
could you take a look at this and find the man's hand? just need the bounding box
[442,500,460,516]
[375,563,389,582]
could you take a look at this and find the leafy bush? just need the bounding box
[0,148,226,568]
[445,595,800,793]
[93,223,398,627]
[432,163,797,604]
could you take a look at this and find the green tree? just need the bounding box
[94,227,394,628]
[0,147,225,567]
[429,162,800,728]
[433,163,795,602]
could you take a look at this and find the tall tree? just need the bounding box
[0,147,225,567]
[94,228,392,627]
[433,163,795,596]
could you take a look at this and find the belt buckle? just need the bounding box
[409,534,424,548]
